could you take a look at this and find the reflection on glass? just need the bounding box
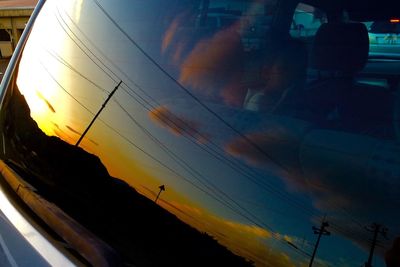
[1,0,398,266]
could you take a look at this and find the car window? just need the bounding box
[366,20,400,57]
[290,2,327,38]
[369,20,400,34]
[1,0,399,267]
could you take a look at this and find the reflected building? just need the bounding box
[0,0,38,57]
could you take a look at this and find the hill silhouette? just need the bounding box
[2,86,252,266]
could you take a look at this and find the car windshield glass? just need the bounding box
[370,21,400,33]
[1,0,399,267]
[365,20,400,58]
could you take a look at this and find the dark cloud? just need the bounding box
[52,123,74,143]
[64,126,97,145]
[89,139,99,146]
[149,106,209,143]
[66,125,81,135]
[36,90,56,113]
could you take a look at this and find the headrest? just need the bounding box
[310,22,369,73]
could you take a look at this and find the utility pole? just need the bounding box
[75,80,122,147]
[155,185,165,203]
[309,220,330,267]
[364,223,387,267]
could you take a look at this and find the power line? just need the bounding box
[40,53,315,258]
[114,97,314,257]
[50,10,326,225]
[44,42,322,255]
[113,98,279,231]
[54,4,372,243]
[91,0,287,172]
[44,48,110,94]
[87,0,369,230]
[39,56,296,254]
[40,60,247,218]
[57,4,285,201]
[51,7,374,251]
[57,2,313,212]
[52,0,374,246]
[53,8,119,84]
[38,61,95,115]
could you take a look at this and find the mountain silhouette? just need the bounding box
[2,86,252,267]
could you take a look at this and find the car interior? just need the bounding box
[241,0,399,142]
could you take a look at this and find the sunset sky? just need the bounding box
[14,1,396,266]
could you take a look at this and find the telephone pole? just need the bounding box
[309,220,330,267]
[76,80,122,147]
[155,185,165,203]
[364,223,387,267]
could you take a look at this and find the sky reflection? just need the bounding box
[11,0,400,266]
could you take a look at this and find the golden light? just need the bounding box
[16,0,79,137]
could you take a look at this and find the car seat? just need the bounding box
[306,22,394,138]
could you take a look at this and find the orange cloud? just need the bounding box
[168,200,203,217]
[161,13,193,65]
[154,197,308,266]
[171,42,187,65]
[149,106,209,143]
[161,16,180,53]
[178,25,247,106]
[212,218,306,267]
[223,220,272,239]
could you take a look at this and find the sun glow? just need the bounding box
[16,0,80,137]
